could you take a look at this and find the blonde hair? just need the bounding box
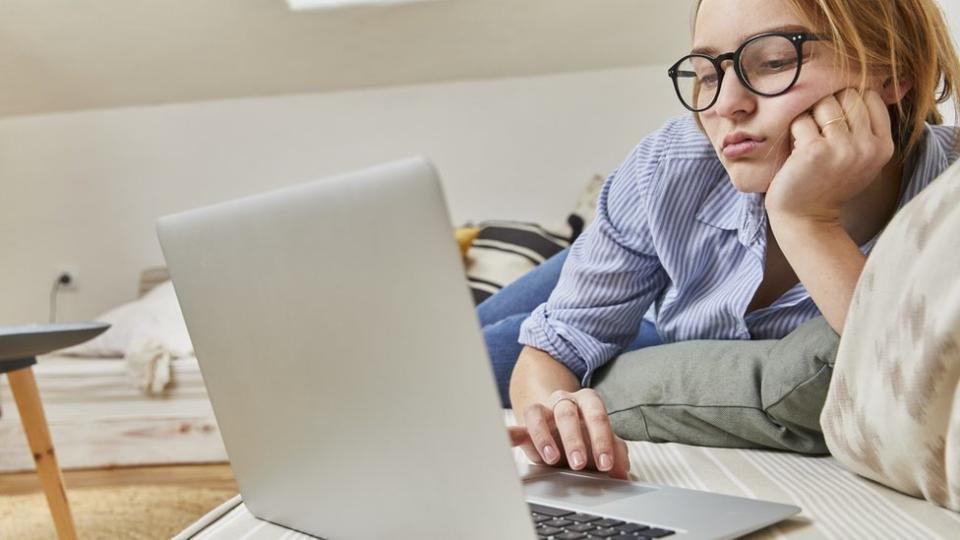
[693,0,960,158]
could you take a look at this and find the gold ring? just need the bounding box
[551,396,578,409]
[821,116,847,130]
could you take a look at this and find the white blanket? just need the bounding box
[125,337,174,395]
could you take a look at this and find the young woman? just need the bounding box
[484,0,960,480]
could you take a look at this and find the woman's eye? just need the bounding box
[761,58,798,71]
[699,74,719,87]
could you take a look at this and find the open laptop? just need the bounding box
[157,157,799,540]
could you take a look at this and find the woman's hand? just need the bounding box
[508,388,630,480]
[764,88,896,222]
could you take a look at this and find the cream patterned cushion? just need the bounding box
[820,158,960,511]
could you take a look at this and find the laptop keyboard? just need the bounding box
[529,503,676,539]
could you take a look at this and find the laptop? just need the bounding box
[157,157,799,540]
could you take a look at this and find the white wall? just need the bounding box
[3,1,958,326]
[0,65,685,324]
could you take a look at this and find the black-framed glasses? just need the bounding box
[668,32,830,112]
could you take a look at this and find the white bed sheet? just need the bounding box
[177,413,960,540]
[0,354,226,472]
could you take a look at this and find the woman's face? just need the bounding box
[694,0,877,192]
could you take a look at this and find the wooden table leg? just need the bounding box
[7,367,78,540]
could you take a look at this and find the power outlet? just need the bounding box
[56,267,79,290]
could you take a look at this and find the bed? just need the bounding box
[0,354,225,472]
[0,268,227,473]
[175,412,960,539]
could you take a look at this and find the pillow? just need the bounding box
[138,266,171,298]
[454,226,481,258]
[57,280,193,358]
[464,174,606,304]
[820,158,960,511]
[465,220,572,304]
[591,316,839,454]
[567,173,605,233]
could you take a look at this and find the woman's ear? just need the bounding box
[878,76,913,105]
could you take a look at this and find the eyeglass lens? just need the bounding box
[675,35,804,111]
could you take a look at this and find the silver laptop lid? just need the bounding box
[158,157,536,539]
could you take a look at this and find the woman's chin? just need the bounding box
[725,163,775,193]
[728,174,773,193]
[721,148,788,194]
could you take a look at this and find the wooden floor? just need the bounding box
[0,463,238,496]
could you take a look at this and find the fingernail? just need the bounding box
[571,451,585,468]
[543,445,558,463]
[599,453,612,470]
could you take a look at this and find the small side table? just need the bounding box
[1,322,109,540]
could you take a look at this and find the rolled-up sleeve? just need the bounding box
[518,130,670,384]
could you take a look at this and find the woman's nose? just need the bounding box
[712,62,756,119]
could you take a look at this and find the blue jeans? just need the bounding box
[478,247,662,408]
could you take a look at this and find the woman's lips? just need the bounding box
[722,139,762,159]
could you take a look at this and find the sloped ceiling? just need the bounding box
[0,0,696,117]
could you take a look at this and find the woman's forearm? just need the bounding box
[769,213,866,334]
[509,346,581,422]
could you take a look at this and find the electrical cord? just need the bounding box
[49,273,72,323]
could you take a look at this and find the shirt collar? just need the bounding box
[898,123,954,209]
[856,123,956,255]
[695,175,767,247]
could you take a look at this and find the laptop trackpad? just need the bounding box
[524,472,657,507]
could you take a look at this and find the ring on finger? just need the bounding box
[551,396,578,410]
[820,116,846,131]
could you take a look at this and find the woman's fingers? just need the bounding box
[507,425,544,464]
[520,390,630,478]
[768,86,899,220]
[507,425,528,446]
[551,394,589,470]
[522,403,562,465]
[836,88,871,134]
[610,437,631,480]
[510,421,630,480]
[575,390,617,473]
[863,89,893,140]
[811,93,849,136]
[790,113,821,147]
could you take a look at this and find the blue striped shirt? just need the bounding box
[518,114,959,383]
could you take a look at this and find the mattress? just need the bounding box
[177,415,960,539]
[0,354,226,472]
